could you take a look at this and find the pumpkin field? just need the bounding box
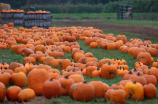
[0,20,158,104]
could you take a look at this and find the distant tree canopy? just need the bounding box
[1,0,158,13]
[0,0,119,9]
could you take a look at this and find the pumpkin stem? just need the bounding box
[81,69,83,71]
[4,67,7,70]
[64,76,68,79]
[133,81,137,84]
[72,69,76,72]
[128,71,133,74]
[83,81,87,83]
[133,68,137,72]
[148,71,151,75]
[137,72,141,76]
[50,78,53,81]
[97,67,100,70]
[148,66,151,69]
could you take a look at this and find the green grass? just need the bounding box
[0,48,25,63]
[52,13,158,21]
[101,20,158,27]
[52,13,117,20]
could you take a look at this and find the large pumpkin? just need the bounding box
[28,68,51,95]
[124,81,144,101]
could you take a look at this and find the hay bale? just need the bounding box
[4,4,11,10]
[0,3,3,11]
[0,3,5,12]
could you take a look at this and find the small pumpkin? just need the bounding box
[0,82,6,101]
[144,83,157,99]
[17,88,35,102]
[6,86,22,101]
[58,76,75,96]
[11,71,27,87]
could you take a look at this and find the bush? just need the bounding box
[21,3,104,13]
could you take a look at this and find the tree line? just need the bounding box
[1,0,158,13]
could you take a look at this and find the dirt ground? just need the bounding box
[52,20,158,41]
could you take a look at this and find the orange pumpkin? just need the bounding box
[43,79,62,99]
[6,86,22,101]
[17,88,35,102]
[28,68,50,95]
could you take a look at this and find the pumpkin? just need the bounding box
[43,79,62,99]
[28,68,51,95]
[104,89,113,101]
[17,88,35,102]
[92,68,101,78]
[148,67,158,80]
[124,81,144,101]
[73,81,95,102]
[90,81,110,98]
[110,83,124,89]
[116,35,127,44]
[90,42,98,48]
[24,57,36,64]
[119,80,132,87]
[101,63,117,79]
[110,89,126,104]
[58,76,75,96]
[143,72,157,86]
[133,47,146,59]
[49,72,59,79]
[144,83,157,99]
[14,66,27,74]
[9,62,21,71]
[11,71,27,87]
[69,83,78,99]
[69,74,84,83]
[0,82,6,101]
[86,66,97,76]
[129,72,147,86]
[60,59,71,69]
[147,47,158,57]
[136,52,151,66]
[6,86,22,101]
[0,72,11,86]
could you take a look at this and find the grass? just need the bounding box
[52,13,158,20]
[100,20,158,27]
[52,13,117,20]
